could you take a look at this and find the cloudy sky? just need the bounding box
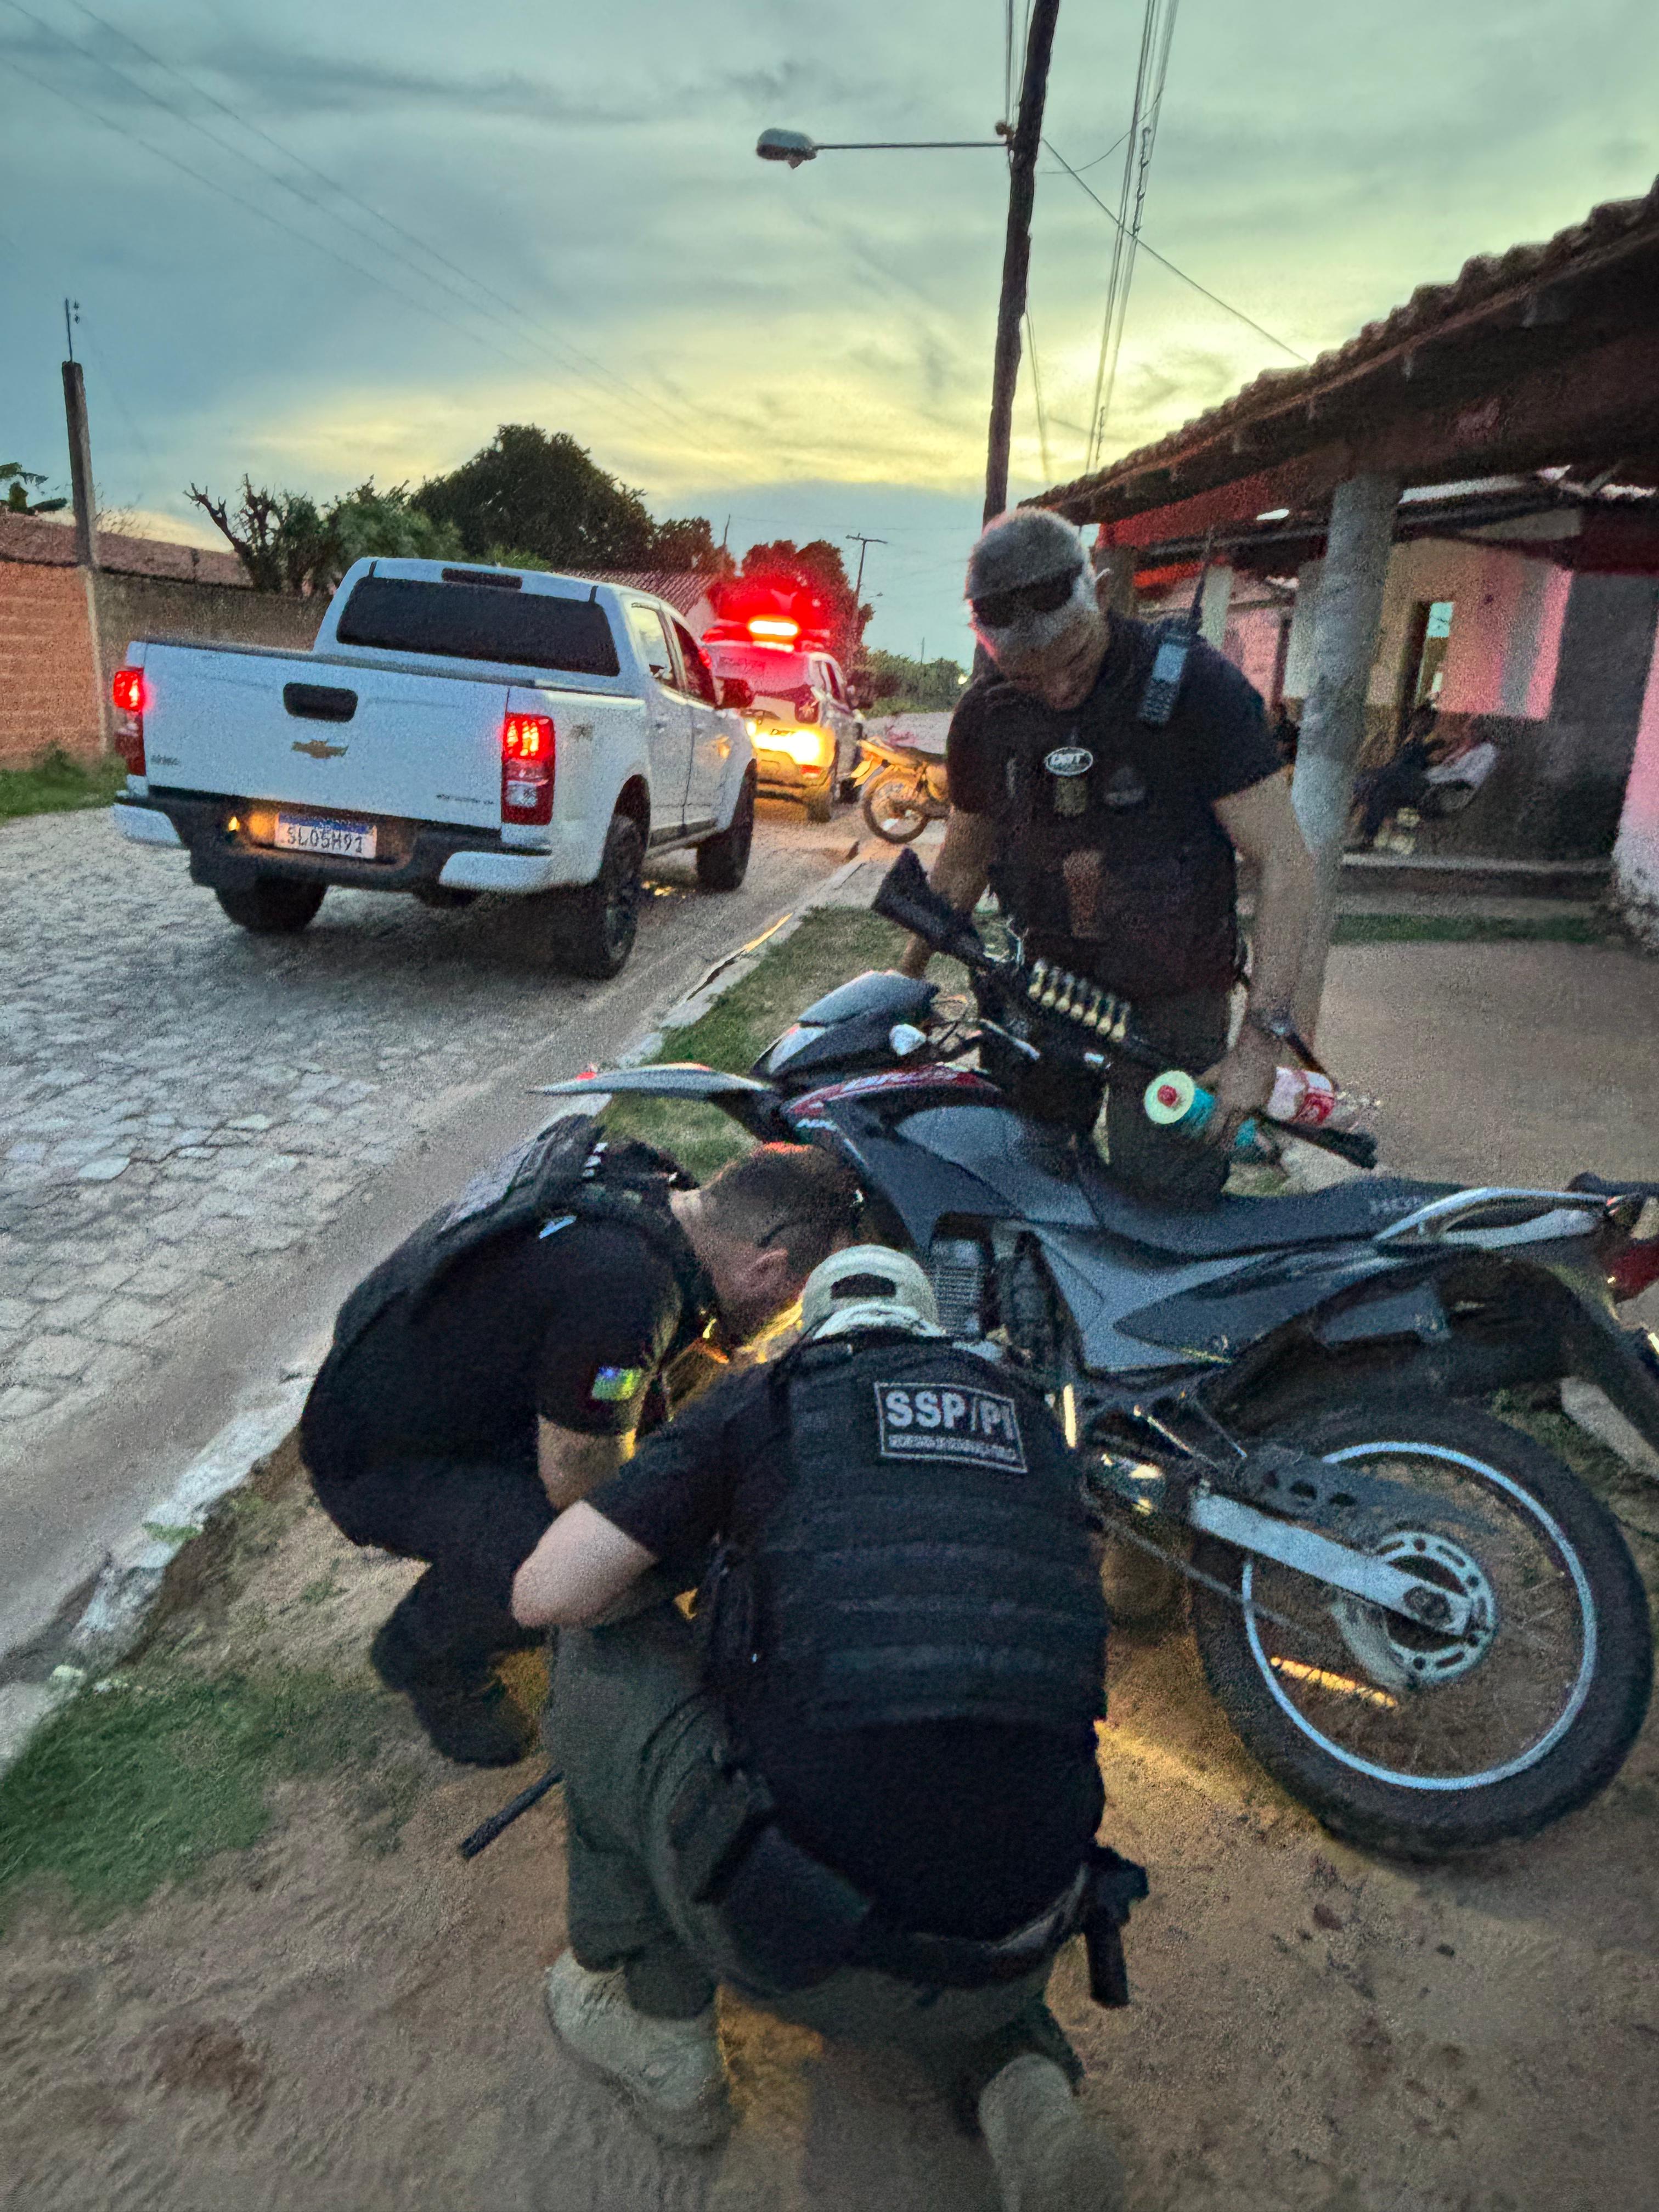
[3,0,1656,660]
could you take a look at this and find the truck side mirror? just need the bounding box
[719,676,753,711]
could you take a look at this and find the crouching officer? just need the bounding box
[301,1118,861,1767]
[512,1247,1143,2212]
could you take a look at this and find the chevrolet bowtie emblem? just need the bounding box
[292,738,348,759]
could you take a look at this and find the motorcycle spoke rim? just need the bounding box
[1240,1440,1596,1791]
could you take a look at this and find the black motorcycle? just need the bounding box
[544,851,1658,1858]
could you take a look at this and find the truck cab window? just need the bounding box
[629,604,677,688]
[672,620,718,707]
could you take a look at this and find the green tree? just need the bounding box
[648,515,735,579]
[413,424,659,569]
[2,463,67,517]
[187,478,338,593]
[739,538,870,661]
[860,650,968,712]
[324,481,462,586]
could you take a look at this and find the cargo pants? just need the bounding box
[550,1599,1083,2117]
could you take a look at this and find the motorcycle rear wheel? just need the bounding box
[861,772,929,844]
[1189,1393,1652,1857]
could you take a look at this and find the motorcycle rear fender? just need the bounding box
[534,1065,793,1142]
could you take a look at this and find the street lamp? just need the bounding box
[754,0,1062,527]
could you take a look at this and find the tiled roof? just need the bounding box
[574,570,719,623]
[0,511,247,585]
[1038,174,1659,517]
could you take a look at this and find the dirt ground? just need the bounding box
[2,1429,1656,2212]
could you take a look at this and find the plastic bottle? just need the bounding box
[1143,1066,1372,1151]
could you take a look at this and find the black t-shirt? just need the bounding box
[946,615,1283,998]
[588,1363,1104,1940]
[304,1211,712,1481]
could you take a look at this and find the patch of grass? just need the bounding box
[1332,911,1615,946]
[0,747,127,823]
[605,906,934,1179]
[0,1667,394,1928]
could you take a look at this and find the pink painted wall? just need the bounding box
[1612,620,1659,946]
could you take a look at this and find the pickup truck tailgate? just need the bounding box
[142,642,506,831]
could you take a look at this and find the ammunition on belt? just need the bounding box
[1055,974,1075,1017]
[1041,970,1060,1008]
[1028,960,1048,1001]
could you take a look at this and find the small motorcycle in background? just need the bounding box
[853,730,951,843]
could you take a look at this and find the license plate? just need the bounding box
[274,812,377,860]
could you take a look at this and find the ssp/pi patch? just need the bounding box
[875,1381,1027,1474]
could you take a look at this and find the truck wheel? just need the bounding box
[552,812,643,978]
[214,879,326,934]
[805,781,834,825]
[696,773,755,893]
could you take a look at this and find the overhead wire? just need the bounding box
[1085,0,1180,472]
[1025,309,1052,483]
[1045,138,1308,372]
[58,0,759,471]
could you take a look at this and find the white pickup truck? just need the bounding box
[110,558,759,977]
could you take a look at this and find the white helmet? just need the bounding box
[798,1244,941,1341]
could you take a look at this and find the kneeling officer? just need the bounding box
[512,1246,1143,2212]
[302,1116,860,1765]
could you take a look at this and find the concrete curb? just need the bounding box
[0,844,874,1780]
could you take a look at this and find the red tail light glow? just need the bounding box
[501,712,555,825]
[1607,1234,1659,1303]
[111,665,146,774]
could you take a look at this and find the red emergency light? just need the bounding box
[501,711,555,825]
[748,616,800,642]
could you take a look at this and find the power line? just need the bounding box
[1085,0,1181,472]
[1024,308,1052,482]
[58,1,759,471]
[1044,137,1308,372]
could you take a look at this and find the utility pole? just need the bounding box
[845,533,887,599]
[61,301,109,751]
[983,0,1063,525]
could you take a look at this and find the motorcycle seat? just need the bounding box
[1079,1163,1458,1257]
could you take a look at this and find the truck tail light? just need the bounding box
[501,712,555,825]
[111,665,146,774]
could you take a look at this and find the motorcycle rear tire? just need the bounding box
[862,773,928,844]
[1189,1393,1652,1858]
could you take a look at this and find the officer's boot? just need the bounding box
[978,2055,1124,2212]
[369,1592,534,1768]
[544,1952,732,2149]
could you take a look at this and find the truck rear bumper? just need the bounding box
[123,791,566,899]
[111,802,184,849]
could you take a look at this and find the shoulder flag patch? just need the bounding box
[874,1381,1028,1472]
[591,1365,645,1403]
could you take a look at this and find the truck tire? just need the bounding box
[696,773,755,893]
[805,780,834,825]
[551,812,643,979]
[214,879,326,934]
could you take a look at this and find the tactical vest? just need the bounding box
[704,1331,1107,1735]
[982,618,1242,1000]
[328,1113,713,1358]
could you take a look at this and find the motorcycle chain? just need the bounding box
[1099,1509,1311,1638]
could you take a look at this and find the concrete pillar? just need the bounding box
[1291,472,1400,1035]
[1199,563,1233,647]
[1612,617,1659,952]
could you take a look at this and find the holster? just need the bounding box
[1079,1843,1150,2008]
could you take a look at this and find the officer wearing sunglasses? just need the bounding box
[898,508,1318,1207]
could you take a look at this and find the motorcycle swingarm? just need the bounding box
[1188,1490,1475,1635]
[1090,1458,1475,1634]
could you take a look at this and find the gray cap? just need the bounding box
[967,507,1086,601]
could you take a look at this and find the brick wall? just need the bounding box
[0,560,102,768]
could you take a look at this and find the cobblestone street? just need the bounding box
[0,804,849,1448]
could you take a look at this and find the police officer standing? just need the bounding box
[512,1246,1139,2211]
[900,507,1318,1206]
[302,1120,860,1767]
